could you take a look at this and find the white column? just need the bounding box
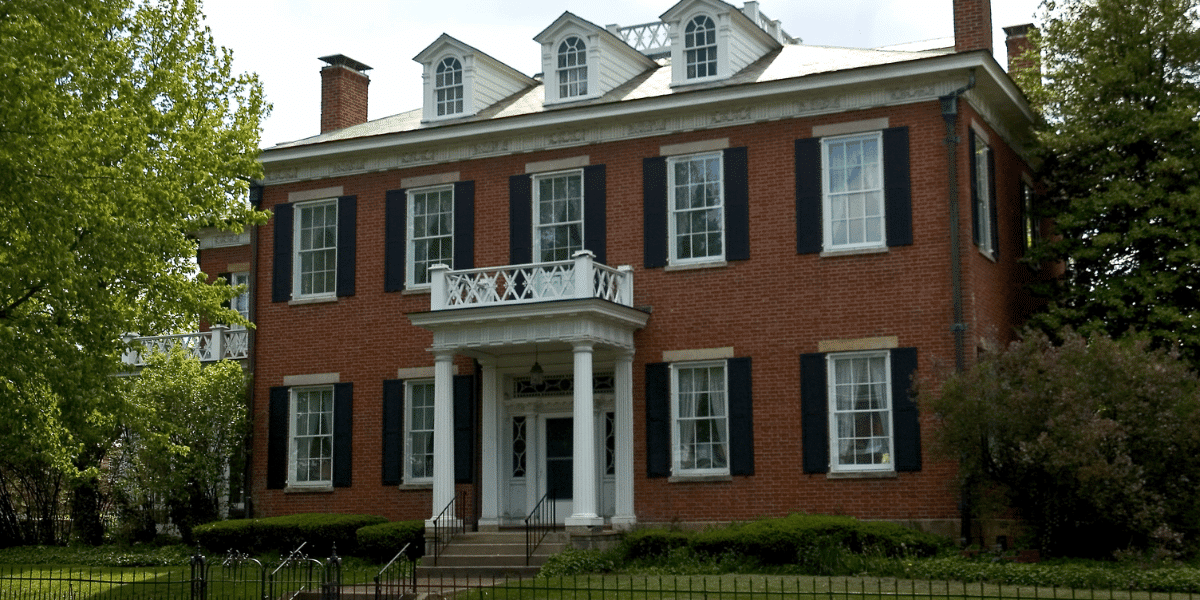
[428,351,457,527]
[566,342,603,529]
[477,360,501,531]
[611,351,637,529]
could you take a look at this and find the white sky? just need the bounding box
[198,0,1045,148]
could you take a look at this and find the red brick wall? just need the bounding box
[321,66,369,134]
[248,98,1032,525]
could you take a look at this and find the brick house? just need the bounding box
[196,0,1039,540]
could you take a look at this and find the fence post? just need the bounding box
[325,543,342,600]
[190,548,207,600]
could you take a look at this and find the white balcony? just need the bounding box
[430,251,633,311]
[121,324,249,367]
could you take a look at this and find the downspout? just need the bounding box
[939,69,975,547]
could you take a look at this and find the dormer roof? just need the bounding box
[413,33,537,123]
[661,0,786,86]
[534,12,658,106]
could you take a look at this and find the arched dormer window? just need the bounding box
[557,37,587,98]
[684,15,717,79]
[435,57,463,116]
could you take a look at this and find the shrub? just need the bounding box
[538,548,620,577]
[193,513,387,557]
[356,520,425,562]
[620,528,690,559]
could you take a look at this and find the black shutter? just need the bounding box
[218,272,232,311]
[271,203,293,303]
[249,184,263,208]
[800,353,829,474]
[727,357,754,476]
[454,181,475,269]
[883,127,913,247]
[645,362,671,477]
[509,175,533,265]
[794,138,823,255]
[890,348,921,472]
[384,189,407,292]
[453,375,475,483]
[723,147,750,261]
[333,382,353,487]
[969,134,980,247]
[382,379,405,486]
[583,165,607,264]
[336,196,356,297]
[267,386,289,489]
[987,148,999,257]
[643,157,668,268]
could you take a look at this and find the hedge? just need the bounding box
[193,513,387,557]
[356,520,425,562]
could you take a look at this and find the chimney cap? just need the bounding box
[1003,23,1035,38]
[319,54,372,72]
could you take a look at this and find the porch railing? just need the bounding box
[429,250,633,310]
[121,325,249,367]
[374,543,416,597]
[429,490,466,564]
[524,491,557,566]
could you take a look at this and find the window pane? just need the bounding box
[675,364,728,474]
[824,135,884,249]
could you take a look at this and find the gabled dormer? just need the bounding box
[661,0,787,86]
[414,34,537,123]
[534,12,658,106]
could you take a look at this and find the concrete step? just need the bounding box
[417,529,568,578]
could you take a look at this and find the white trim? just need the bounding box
[283,372,340,386]
[526,155,589,174]
[666,151,726,266]
[289,186,344,203]
[822,131,887,252]
[288,385,336,488]
[660,138,729,156]
[402,171,460,188]
[292,198,339,300]
[970,120,991,145]
[405,380,437,484]
[662,346,734,362]
[826,351,895,474]
[531,169,585,263]
[812,118,890,138]
[670,360,730,477]
[406,185,455,289]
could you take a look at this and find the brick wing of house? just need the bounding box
[195,0,1041,541]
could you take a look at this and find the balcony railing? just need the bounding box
[121,324,249,367]
[429,251,633,310]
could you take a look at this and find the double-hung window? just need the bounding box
[668,152,724,264]
[672,362,729,475]
[823,132,885,250]
[973,133,996,256]
[229,272,250,326]
[435,57,463,117]
[407,186,454,287]
[294,199,338,298]
[827,352,893,472]
[405,381,435,483]
[533,170,584,262]
[557,37,587,99]
[291,387,334,486]
[684,15,718,79]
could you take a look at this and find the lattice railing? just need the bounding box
[431,251,633,310]
[613,21,670,55]
[122,325,249,367]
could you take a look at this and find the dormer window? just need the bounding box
[557,37,588,98]
[684,15,717,79]
[435,57,463,116]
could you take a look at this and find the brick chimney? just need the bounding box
[319,54,371,134]
[1003,24,1036,74]
[953,0,993,54]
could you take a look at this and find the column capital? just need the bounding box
[572,341,594,353]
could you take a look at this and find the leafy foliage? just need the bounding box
[1017,0,1200,364]
[929,330,1200,558]
[193,514,388,557]
[355,520,425,562]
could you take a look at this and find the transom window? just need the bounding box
[557,37,587,98]
[533,170,583,262]
[406,381,435,483]
[291,387,334,485]
[827,352,893,472]
[684,15,717,79]
[294,199,337,298]
[408,186,454,287]
[823,132,885,250]
[672,362,728,475]
[435,57,463,116]
[667,153,724,264]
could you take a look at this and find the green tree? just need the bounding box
[114,349,248,544]
[929,330,1200,558]
[0,0,269,542]
[1017,0,1200,362]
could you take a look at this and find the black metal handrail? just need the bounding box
[373,542,415,598]
[524,491,556,565]
[430,490,466,564]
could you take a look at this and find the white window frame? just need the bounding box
[670,361,729,477]
[228,272,250,329]
[974,134,995,256]
[406,185,455,289]
[826,351,894,473]
[557,37,588,99]
[292,198,338,300]
[683,14,718,81]
[822,132,886,251]
[289,386,335,487]
[667,152,725,265]
[435,56,464,117]
[405,380,436,484]
[532,169,584,263]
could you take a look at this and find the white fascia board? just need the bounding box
[261,52,1029,166]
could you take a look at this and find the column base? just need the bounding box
[610,515,638,530]
[565,515,604,532]
[424,517,463,530]
[476,518,501,532]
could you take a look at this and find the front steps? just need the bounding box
[417,530,569,579]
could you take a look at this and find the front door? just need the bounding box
[543,417,573,520]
